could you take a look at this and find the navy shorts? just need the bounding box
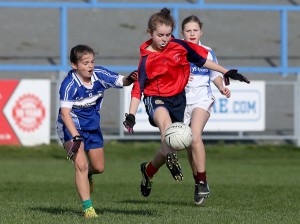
[143,91,186,127]
[56,123,104,151]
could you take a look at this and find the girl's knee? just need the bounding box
[75,162,89,173]
[192,135,202,144]
[92,165,105,174]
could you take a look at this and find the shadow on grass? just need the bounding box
[120,199,192,207]
[29,206,81,216]
[29,206,156,217]
[101,208,156,216]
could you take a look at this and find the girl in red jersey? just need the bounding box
[123,8,249,198]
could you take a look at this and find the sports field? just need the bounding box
[1,141,300,223]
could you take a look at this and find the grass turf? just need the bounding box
[0,141,300,223]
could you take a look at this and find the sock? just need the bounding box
[146,161,158,178]
[82,199,93,210]
[194,171,206,183]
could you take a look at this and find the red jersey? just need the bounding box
[131,38,209,99]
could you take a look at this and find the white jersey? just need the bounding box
[185,42,222,104]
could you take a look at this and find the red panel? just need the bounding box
[0,80,21,145]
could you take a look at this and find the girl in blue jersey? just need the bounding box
[181,15,231,206]
[56,45,137,218]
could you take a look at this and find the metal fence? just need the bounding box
[0,1,300,144]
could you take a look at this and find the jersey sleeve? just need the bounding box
[94,66,123,89]
[131,81,142,99]
[171,39,208,67]
[186,41,208,68]
[130,57,145,99]
[60,101,74,109]
[207,49,223,81]
[59,78,77,108]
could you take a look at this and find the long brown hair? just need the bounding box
[148,8,175,32]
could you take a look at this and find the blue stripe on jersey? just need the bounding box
[64,79,75,100]
[209,49,217,63]
[70,111,81,130]
[71,71,82,86]
[92,72,99,82]
[170,39,206,67]
[94,66,121,88]
[138,55,148,95]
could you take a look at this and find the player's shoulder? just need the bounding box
[60,70,78,89]
[200,43,218,60]
[200,44,213,52]
[94,65,107,72]
[94,65,118,77]
[169,38,190,48]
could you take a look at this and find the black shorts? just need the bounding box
[143,91,186,127]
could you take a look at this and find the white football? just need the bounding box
[165,122,193,151]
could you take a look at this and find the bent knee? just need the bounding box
[93,166,105,174]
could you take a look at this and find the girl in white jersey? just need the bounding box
[181,15,231,206]
[56,45,137,218]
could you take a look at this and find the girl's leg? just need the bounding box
[187,107,210,205]
[152,107,183,181]
[188,107,210,176]
[64,141,90,201]
[87,148,105,174]
[62,133,98,218]
[86,148,104,194]
[140,106,182,197]
[151,106,173,168]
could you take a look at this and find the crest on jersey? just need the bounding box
[173,53,181,62]
[155,99,164,105]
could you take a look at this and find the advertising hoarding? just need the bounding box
[123,81,265,132]
[0,80,51,146]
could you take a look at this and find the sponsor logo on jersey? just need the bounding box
[191,66,209,74]
[73,92,103,108]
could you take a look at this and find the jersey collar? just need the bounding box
[71,70,98,87]
[71,70,83,87]
[91,72,99,83]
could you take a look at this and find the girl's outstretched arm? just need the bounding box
[204,60,250,85]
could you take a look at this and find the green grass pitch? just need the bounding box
[0,141,300,223]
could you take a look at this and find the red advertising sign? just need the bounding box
[0,80,20,145]
[0,79,50,146]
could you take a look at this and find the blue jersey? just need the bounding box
[57,66,123,130]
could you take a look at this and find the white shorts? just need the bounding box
[184,97,215,125]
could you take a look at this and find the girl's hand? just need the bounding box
[126,70,138,83]
[123,113,136,134]
[219,87,231,98]
[224,69,250,86]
